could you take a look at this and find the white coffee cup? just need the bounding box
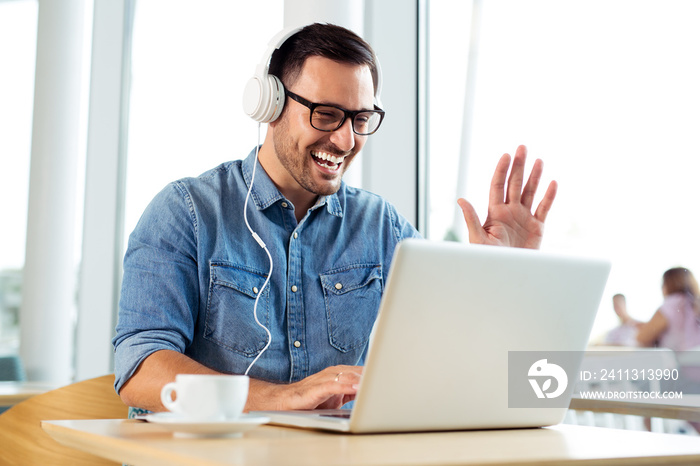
[160,374,249,421]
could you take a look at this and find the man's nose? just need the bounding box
[329,118,356,152]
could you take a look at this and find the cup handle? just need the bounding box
[161,382,178,412]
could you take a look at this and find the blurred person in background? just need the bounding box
[637,267,700,351]
[601,293,640,346]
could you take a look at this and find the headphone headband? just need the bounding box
[242,26,303,123]
[242,25,383,124]
[254,26,304,80]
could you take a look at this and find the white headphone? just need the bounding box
[242,25,383,124]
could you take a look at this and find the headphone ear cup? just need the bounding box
[265,74,285,123]
[242,75,265,122]
[242,74,285,123]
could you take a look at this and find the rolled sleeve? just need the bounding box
[112,182,200,393]
[112,331,185,393]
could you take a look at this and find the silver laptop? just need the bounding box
[253,239,611,433]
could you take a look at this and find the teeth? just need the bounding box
[314,159,338,170]
[312,151,345,165]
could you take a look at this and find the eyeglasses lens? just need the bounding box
[311,106,382,135]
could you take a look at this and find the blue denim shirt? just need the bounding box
[113,149,421,393]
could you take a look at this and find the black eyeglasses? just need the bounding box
[285,89,385,136]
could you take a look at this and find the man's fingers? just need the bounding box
[489,154,511,207]
[505,145,527,204]
[534,180,558,223]
[521,158,544,210]
[457,198,485,244]
[320,365,363,393]
[333,370,361,386]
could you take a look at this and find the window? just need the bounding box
[123,0,284,246]
[0,0,38,354]
[427,0,700,338]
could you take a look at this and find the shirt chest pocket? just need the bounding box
[204,262,270,357]
[320,264,383,353]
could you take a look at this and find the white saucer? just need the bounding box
[144,412,270,438]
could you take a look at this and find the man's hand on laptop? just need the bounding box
[457,145,557,250]
[247,365,362,411]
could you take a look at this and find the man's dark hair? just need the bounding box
[269,23,379,95]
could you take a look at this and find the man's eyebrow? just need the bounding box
[316,99,375,112]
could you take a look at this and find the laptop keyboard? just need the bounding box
[320,412,351,419]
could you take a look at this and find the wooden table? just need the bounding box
[42,419,700,465]
[0,381,57,407]
[570,394,700,422]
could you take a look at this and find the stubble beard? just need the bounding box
[272,114,354,197]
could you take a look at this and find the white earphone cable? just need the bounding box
[243,123,273,376]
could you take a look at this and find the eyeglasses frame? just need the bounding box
[284,89,385,136]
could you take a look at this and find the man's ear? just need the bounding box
[263,120,279,143]
[267,108,285,129]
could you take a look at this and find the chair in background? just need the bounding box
[0,374,127,465]
[0,354,26,381]
[0,354,27,414]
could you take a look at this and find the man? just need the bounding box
[113,23,557,413]
[602,293,639,346]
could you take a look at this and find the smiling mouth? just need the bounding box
[311,150,346,171]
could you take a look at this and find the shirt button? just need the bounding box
[294,340,301,348]
[291,285,298,292]
[281,202,288,208]
[293,232,298,239]
[335,283,343,290]
[253,287,259,294]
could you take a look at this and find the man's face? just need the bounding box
[270,56,375,197]
[612,296,627,318]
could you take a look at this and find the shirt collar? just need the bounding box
[311,192,343,218]
[241,147,343,218]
